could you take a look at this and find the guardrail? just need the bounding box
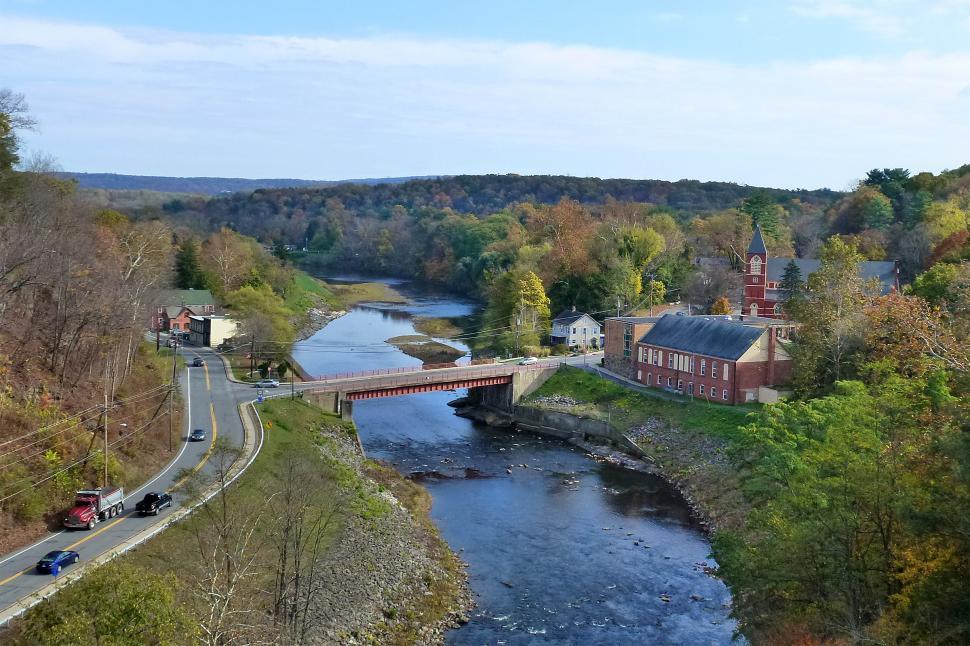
[310,358,565,383]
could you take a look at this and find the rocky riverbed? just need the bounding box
[304,419,473,644]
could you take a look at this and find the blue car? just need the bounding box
[36,550,79,573]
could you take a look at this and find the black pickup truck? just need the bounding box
[135,491,173,516]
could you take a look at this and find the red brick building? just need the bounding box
[603,316,660,379]
[743,225,899,319]
[634,314,792,404]
[151,289,216,331]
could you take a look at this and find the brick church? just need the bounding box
[743,225,900,319]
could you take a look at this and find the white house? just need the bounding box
[551,308,601,348]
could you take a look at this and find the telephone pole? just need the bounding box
[169,342,178,452]
[103,359,110,490]
[250,337,256,379]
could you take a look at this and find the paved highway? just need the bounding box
[0,346,253,618]
[0,345,601,618]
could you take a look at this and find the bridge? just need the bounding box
[300,359,565,418]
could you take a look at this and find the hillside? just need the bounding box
[56,172,437,195]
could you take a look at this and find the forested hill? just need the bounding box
[173,173,840,219]
[56,171,434,195]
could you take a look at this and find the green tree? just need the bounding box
[174,239,207,289]
[740,190,780,237]
[909,262,960,308]
[789,237,869,394]
[860,189,894,230]
[779,259,804,311]
[16,562,197,645]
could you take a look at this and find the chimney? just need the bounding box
[767,329,776,385]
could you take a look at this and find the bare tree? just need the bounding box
[265,454,345,644]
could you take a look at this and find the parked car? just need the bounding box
[518,356,539,365]
[254,379,280,388]
[36,550,79,573]
[135,491,172,516]
[192,357,205,367]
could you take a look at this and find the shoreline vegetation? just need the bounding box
[386,335,466,365]
[9,398,472,644]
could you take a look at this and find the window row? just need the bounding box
[645,373,729,400]
[638,347,729,381]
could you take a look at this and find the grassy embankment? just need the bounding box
[525,366,757,530]
[14,397,467,642]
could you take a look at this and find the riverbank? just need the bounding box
[291,272,407,342]
[8,398,471,644]
[502,366,755,534]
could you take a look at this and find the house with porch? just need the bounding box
[634,314,792,404]
[551,308,601,348]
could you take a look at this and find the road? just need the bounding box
[0,346,252,619]
[0,346,601,619]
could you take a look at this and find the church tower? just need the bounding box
[744,224,767,317]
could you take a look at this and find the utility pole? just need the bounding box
[169,342,177,452]
[103,359,110,490]
[250,337,256,379]
[616,295,622,317]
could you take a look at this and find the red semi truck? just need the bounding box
[63,487,125,530]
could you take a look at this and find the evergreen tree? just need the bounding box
[174,239,204,289]
[740,190,780,237]
[779,259,803,302]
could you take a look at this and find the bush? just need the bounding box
[551,344,570,355]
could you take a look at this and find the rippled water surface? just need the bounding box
[293,280,739,645]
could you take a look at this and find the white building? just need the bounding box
[188,315,238,348]
[551,308,601,348]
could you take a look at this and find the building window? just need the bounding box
[657,351,662,366]
[774,303,783,316]
[750,302,759,317]
[722,389,728,401]
[637,370,642,381]
[677,379,683,390]
[700,359,706,376]
[723,364,729,381]
[688,382,694,395]
[647,372,651,384]
[711,387,718,399]
[572,327,577,334]
[668,353,674,368]
[667,377,672,387]
[699,384,705,395]
[657,374,662,385]
[711,362,718,379]
[750,256,762,274]
[752,276,759,284]
[690,356,695,373]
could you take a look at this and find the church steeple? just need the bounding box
[748,223,767,255]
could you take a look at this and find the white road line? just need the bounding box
[129,365,192,499]
[0,366,194,569]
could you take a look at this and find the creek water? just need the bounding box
[292,279,740,645]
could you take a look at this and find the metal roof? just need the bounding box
[159,289,215,307]
[638,314,764,360]
[747,224,767,255]
[552,310,596,325]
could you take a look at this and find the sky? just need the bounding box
[2,0,969,189]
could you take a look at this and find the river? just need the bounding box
[292,278,740,645]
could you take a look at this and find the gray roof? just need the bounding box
[159,289,215,307]
[606,316,661,324]
[748,224,767,255]
[638,314,764,360]
[553,310,596,325]
[766,258,897,293]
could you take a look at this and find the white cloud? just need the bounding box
[2,15,968,187]
[790,1,905,36]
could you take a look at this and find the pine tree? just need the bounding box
[175,239,204,289]
[780,260,803,301]
[740,190,780,237]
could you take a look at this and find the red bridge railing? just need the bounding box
[309,358,562,384]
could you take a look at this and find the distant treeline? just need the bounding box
[57,171,434,196]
